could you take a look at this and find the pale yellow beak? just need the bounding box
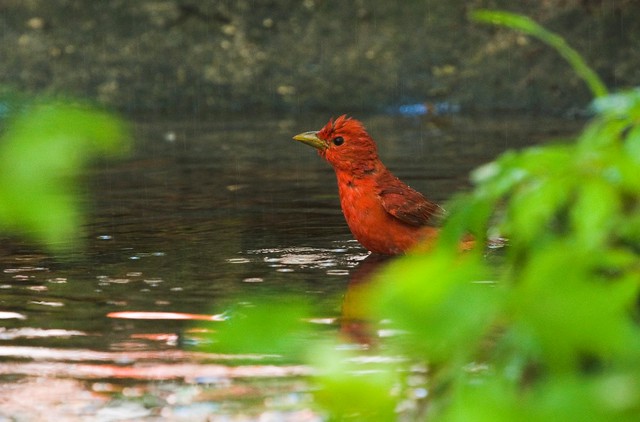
[292,131,328,150]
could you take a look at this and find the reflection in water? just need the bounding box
[0,114,580,419]
[341,254,393,346]
[107,311,227,321]
[0,346,309,380]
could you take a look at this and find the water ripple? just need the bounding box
[227,244,369,276]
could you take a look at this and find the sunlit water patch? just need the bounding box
[231,243,369,274]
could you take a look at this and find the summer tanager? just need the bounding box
[293,115,473,255]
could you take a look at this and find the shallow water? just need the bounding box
[0,113,580,420]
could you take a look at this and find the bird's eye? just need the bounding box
[332,136,344,146]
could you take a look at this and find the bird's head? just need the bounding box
[293,115,379,171]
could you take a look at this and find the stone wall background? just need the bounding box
[1,0,637,114]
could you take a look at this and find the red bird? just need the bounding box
[293,115,465,255]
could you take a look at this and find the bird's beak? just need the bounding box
[293,131,328,150]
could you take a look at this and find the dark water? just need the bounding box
[0,114,579,420]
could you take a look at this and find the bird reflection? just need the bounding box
[340,253,395,346]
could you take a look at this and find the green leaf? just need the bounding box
[472,151,529,198]
[372,253,500,362]
[439,193,496,247]
[312,342,399,421]
[570,179,619,250]
[624,123,640,163]
[207,297,313,362]
[0,100,130,251]
[592,87,640,120]
[510,243,640,372]
[505,177,571,246]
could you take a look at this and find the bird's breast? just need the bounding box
[335,172,433,255]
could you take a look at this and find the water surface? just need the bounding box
[0,113,580,420]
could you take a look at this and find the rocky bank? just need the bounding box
[0,0,638,114]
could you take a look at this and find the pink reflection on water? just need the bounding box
[107,311,227,321]
[0,360,310,381]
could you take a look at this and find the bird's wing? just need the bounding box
[378,174,443,227]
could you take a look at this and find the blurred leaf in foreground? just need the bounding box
[0,100,130,251]
[312,341,400,421]
[205,296,315,362]
[372,251,500,364]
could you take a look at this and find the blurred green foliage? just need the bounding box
[0,98,130,251]
[311,341,402,421]
[367,90,640,421]
[206,296,314,362]
[312,11,640,421]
